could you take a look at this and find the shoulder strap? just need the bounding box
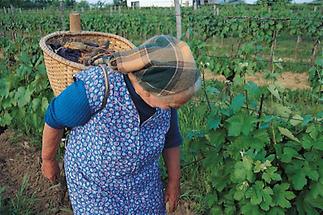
[98,64,110,112]
[65,65,110,147]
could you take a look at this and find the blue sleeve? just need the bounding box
[74,66,107,114]
[164,109,183,149]
[44,80,92,129]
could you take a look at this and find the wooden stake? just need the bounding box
[311,39,320,65]
[269,30,277,72]
[70,12,81,32]
[60,1,66,31]
[294,35,301,59]
[174,0,182,40]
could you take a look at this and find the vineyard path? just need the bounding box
[204,70,310,90]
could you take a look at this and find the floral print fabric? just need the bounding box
[64,66,171,214]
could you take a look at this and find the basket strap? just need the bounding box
[98,64,110,112]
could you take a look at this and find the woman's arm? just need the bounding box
[163,146,181,213]
[41,123,64,182]
[163,146,181,182]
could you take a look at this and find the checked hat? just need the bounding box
[108,35,200,96]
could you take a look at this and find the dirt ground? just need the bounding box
[0,130,69,215]
[0,130,194,215]
[204,71,311,90]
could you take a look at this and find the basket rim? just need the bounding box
[39,31,136,69]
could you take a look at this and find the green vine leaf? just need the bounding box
[278,127,300,143]
[226,113,255,137]
[241,203,262,215]
[262,166,282,183]
[290,114,303,126]
[308,182,323,200]
[245,181,273,211]
[267,207,285,215]
[280,147,298,163]
[15,87,32,108]
[230,93,245,113]
[232,157,254,183]
[285,160,319,190]
[254,160,271,173]
[272,183,296,208]
[41,97,49,113]
[267,85,281,101]
[250,130,270,151]
[0,112,12,126]
[207,112,221,130]
[271,103,292,118]
[301,134,314,150]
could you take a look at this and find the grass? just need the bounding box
[0,175,37,215]
[0,187,6,213]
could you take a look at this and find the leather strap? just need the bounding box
[98,64,110,112]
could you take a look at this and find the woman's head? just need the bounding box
[128,72,200,109]
[109,35,201,109]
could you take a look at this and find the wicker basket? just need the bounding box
[39,31,135,96]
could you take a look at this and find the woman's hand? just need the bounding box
[165,179,180,213]
[41,159,60,182]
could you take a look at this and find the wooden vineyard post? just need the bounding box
[60,1,66,31]
[311,39,320,65]
[269,29,277,73]
[70,13,81,33]
[294,35,301,59]
[174,0,182,40]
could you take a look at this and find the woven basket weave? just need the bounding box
[39,31,135,96]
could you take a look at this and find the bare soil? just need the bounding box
[204,71,311,90]
[0,130,194,215]
[0,130,73,215]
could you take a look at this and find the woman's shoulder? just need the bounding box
[74,66,121,83]
[74,66,104,81]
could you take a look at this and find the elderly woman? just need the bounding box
[41,35,200,214]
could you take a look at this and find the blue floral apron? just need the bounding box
[64,67,171,214]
